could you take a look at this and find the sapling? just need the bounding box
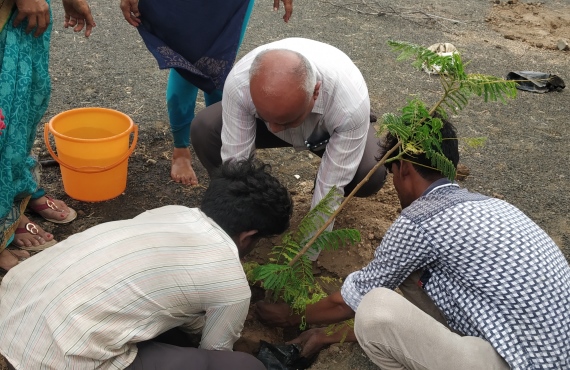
[249,186,360,328]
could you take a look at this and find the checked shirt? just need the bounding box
[341,181,570,369]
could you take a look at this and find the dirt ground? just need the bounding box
[1,0,569,369]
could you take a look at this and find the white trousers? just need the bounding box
[354,286,510,370]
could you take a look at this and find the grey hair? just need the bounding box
[249,49,317,100]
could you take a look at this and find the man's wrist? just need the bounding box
[287,311,303,327]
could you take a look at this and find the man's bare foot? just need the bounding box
[171,147,199,185]
[12,215,55,249]
[28,195,77,224]
[0,249,30,272]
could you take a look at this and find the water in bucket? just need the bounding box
[45,108,138,202]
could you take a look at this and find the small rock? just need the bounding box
[374,231,384,240]
[557,39,569,51]
[146,158,157,165]
[329,344,341,353]
[367,233,375,240]
[294,174,301,180]
[535,42,543,48]
[77,210,86,216]
[504,35,516,40]
[492,192,505,200]
[455,163,470,181]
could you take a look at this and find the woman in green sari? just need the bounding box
[0,0,94,272]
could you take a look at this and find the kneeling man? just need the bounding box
[0,158,292,370]
[257,121,570,369]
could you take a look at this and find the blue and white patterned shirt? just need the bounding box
[341,181,570,369]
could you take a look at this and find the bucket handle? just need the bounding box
[43,123,139,174]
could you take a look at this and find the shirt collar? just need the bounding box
[421,178,459,196]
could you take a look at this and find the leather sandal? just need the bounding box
[11,222,58,251]
[28,196,77,224]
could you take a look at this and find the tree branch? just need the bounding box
[288,141,402,267]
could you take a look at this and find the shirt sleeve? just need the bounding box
[220,68,258,161]
[310,100,370,211]
[198,298,250,351]
[341,216,437,311]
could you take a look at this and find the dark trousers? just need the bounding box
[190,101,387,197]
[125,341,266,370]
[6,331,264,370]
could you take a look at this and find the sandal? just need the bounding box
[28,196,77,224]
[0,249,30,274]
[11,222,58,251]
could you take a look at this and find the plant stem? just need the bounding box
[288,141,402,267]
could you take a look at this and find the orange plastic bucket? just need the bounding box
[44,108,138,202]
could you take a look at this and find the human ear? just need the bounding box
[313,81,322,100]
[399,160,413,179]
[238,230,259,249]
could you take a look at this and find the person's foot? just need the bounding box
[0,249,30,272]
[171,147,199,185]
[11,215,55,249]
[28,195,76,224]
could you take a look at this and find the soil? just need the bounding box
[1,0,569,369]
[487,1,570,50]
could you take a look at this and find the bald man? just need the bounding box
[191,37,386,261]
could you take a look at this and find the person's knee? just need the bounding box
[348,130,388,197]
[353,167,387,197]
[189,110,207,142]
[346,165,387,197]
[190,103,221,147]
[354,288,401,340]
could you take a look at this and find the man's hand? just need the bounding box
[289,325,357,358]
[255,301,302,327]
[287,328,330,358]
[119,0,141,27]
[273,0,293,23]
[62,0,96,37]
[257,292,355,328]
[13,0,50,37]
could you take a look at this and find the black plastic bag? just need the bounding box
[256,340,316,370]
[506,71,565,93]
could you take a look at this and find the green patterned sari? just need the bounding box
[0,0,52,249]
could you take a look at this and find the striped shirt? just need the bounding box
[0,206,251,370]
[221,37,370,210]
[341,182,570,369]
